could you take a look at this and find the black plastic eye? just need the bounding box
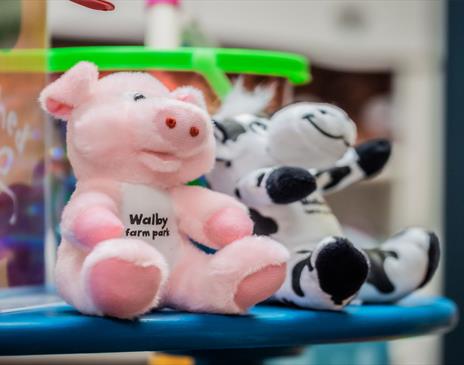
[319,109,327,114]
[213,120,228,143]
[133,93,146,101]
[249,121,268,133]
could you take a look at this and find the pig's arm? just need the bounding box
[171,185,253,249]
[61,181,124,250]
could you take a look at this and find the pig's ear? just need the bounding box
[39,61,98,120]
[171,86,207,111]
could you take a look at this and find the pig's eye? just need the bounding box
[133,93,146,101]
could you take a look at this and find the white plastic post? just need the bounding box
[145,0,181,49]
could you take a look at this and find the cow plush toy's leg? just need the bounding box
[272,236,369,310]
[235,166,316,206]
[315,139,392,195]
[358,228,440,303]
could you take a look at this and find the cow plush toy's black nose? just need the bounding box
[266,166,317,204]
[355,139,392,177]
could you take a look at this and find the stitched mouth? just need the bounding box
[303,114,350,147]
[140,149,178,162]
[139,148,181,173]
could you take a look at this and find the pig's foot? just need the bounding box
[83,239,168,319]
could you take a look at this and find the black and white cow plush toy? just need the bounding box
[207,99,440,310]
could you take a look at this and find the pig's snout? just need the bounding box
[189,126,200,137]
[165,117,200,138]
[156,112,207,150]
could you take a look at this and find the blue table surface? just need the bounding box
[0,287,458,356]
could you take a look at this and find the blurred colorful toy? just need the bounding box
[39,62,288,319]
[207,84,440,310]
[1,29,47,288]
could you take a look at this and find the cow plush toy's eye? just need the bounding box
[249,120,268,134]
[213,120,228,143]
[133,93,146,101]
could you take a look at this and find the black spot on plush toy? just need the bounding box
[207,83,440,310]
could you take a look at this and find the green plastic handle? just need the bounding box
[1,47,311,100]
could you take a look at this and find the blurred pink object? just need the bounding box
[69,0,115,11]
[146,0,180,6]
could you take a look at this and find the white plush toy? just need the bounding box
[207,88,440,310]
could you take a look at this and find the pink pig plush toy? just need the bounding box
[39,62,289,319]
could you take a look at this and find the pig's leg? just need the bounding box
[165,237,288,314]
[56,238,168,319]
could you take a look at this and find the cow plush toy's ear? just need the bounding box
[39,61,99,120]
[171,86,207,111]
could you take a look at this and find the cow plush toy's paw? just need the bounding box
[265,166,317,204]
[313,237,369,307]
[355,139,391,177]
[285,237,369,310]
[235,166,317,207]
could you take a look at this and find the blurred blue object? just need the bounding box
[0,287,457,357]
[267,342,389,365]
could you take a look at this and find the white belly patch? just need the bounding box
[121,183,180,264]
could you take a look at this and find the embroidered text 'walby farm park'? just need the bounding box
[125,213,170,240]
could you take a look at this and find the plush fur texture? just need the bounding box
[41,62,289,319]
[213,78,275,121]
[207,99,440,310]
